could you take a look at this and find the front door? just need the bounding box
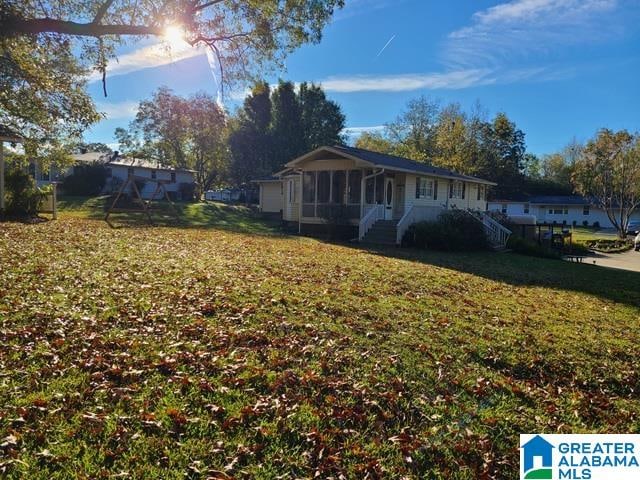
[384,177,394,220]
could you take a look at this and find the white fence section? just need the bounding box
[395,205,444,245]
[358,204,384,240]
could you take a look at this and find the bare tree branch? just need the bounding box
[1,17,164,37]
[93,0,116,24]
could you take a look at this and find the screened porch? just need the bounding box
[300,169,393,221]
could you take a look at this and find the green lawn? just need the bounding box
[1,206,639,479]
[571,227,632,253]
[57,195,281,234]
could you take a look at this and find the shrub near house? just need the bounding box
[403,210,489,251]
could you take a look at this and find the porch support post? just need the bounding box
[298,170,302,234]
[360,169,365,217]
[0,143,4,216]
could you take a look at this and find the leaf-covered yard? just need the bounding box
[1,214,639,479]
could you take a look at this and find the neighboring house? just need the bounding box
[205,188,243,203]
[32,152,196,200]
[106,157,195,200]
[487,195,640,228]
[255,145,505,246]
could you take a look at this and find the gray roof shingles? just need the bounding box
[331,145,493,184]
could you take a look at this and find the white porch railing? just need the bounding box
[358,204,384,240]
[395,205,444,245]
[465,210,511,248]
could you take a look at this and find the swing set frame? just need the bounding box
[104,175,180,227]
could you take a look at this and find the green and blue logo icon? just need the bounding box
[521,435,554,479]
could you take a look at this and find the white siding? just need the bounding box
[489,201,640,228]
[488,202,529,216]
[107,165,195,199]
[259,182,283,213]
[406,174,488,212]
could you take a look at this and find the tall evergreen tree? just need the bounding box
[229,80,346,182]
[229,82,273,184]
[298,82,345,150]
[270,81,305,170]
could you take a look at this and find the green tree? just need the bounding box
[385,96,439,161]
[354,132,396,155]
[229,80,345,182]
[298,82,345,150]
[0,34,99,160]
[573,129,640,238]
[228,82,273,184]
[1,0,343,153]
[522,153,542,179]
[475,113,526,197]
[433,103,474,174]
[541,153,572,187]
[118,87,228,192]
[271,81,304,169]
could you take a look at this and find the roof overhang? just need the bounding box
[285,146,497,185]
[285,146,374,169]
[251,178,281,183]
[0,129,24,144]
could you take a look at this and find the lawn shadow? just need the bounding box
[353,244,640,308]
[58,196,283,236]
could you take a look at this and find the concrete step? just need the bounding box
[368,226,397,233]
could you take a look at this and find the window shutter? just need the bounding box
[449,182,453,199]
[462,183,466,199]
[433,180,438,200]
[415,177,420,199]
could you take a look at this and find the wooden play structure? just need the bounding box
[104,175,180,227]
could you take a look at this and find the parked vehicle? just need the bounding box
[635,233,640,252]
[627,221,640,235]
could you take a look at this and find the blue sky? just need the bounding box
[84,0,640,156]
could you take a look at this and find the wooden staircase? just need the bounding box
[361,219,398,245]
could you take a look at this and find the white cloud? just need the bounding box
[95,100,139,120]
[444,0,619,69]
[88,41,205,83]
[320,69,496,93]
[342,125,385,137]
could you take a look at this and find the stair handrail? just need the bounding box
[464,210,512,248]
[359,204,384,240]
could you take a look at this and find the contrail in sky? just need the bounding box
[375,34,396,58]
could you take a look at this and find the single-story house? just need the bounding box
[32,152,196,200]
[487,195,640,229]
[255,145,508,246]
[205,188,243,203]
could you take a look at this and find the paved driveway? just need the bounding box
[585,249,640,273]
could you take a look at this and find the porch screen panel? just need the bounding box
[317,171,330,203]
[303,172,316,217]
[332,171,346,204]
[348,170,362,204]
[303,172,316,203]
[365,177,375,204]
[375,175,384,204]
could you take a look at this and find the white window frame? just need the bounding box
[416,177,434,199]
[451,181,464,199]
